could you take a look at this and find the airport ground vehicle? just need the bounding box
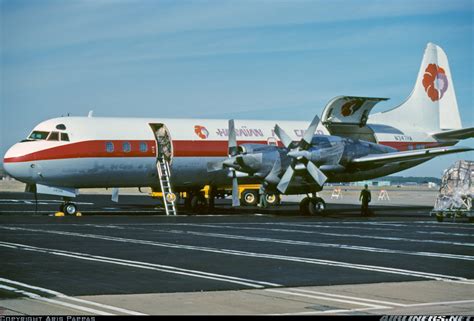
[152,184,280,212]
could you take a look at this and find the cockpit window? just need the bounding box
[61,133,70,141]
[28,131,50,140]
[47,132,60,141]
[56,124,66,130]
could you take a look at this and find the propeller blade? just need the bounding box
[264,156,282,185]
[306,161,328,186]
[232,173,240,207]
[276,166,294,194]
[228,119,238,156]
[302,114,320,146]
[274,125,293,148]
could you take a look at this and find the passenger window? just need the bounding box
[28,131,49,140]
[106,142,114,153]
[47,132,59,141]
[123,142,131,153]
[139,142,148,152]
[61,133,70,141]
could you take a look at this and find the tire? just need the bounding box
[59,203,65,213]
[190,194,206,214]
[436,213,444,222]
[64,203,78,216]
[308,197,326,216]
[241,190,259,206]
[265,193,280,207]
[299,197,311,215]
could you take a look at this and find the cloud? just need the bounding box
[2,0,471,53]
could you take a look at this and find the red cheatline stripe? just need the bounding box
[3,139,440,163]
[3,139,276,163]
[378,141,440,151]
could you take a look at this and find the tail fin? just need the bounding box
[370,43,462,132]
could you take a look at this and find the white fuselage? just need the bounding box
[3,116,441,192]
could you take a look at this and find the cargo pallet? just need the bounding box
[430,196,473,222]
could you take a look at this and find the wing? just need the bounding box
[350,146,473,167]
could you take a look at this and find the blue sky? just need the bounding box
[1,0,473,177]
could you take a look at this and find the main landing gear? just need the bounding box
[299,195,326,216]
[183,190,209,214]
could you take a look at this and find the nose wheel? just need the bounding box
[60,202,78,216]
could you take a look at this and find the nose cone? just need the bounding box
[3,143,33,182]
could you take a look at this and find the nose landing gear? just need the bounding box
[59,201,78,216]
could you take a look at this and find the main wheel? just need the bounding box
[190,194,207,214]
[265,193,280,207]
[299,197,311,215]
[241,190,259,206]
[63,202,78,216]
[308,197,326,216]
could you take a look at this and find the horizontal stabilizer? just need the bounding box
[321,96,388,126]
[351,146,473,167]
[432,127,474,141]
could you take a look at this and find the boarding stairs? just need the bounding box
[156,157,177,215]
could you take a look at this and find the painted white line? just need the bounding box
[169,223,474,247]
[113,222,401,232]
[275,307,384,315]
[0,199,94,205]
[0,242,279,289]
[0,226,470,283]
[154,228,474,261]
[84,224,126,229]
[289,288,407,307]
[335,221,474,231]
[265,289,387,309]
[401,299,474,308]
[417,231,473,237]
[0,277,146,315]
[313,231,474,247]
[0,284,114,315]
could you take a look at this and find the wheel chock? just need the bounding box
[76,212,82,217]
[55,212,65,217]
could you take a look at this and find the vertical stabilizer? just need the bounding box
[370,43,462,132]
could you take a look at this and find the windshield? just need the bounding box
[28,131,50,140]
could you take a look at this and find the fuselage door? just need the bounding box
[149,123,173,164]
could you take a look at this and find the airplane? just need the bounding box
[3,42,473,215]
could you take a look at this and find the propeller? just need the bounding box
[274,114,328,194]
[207,119,271,207]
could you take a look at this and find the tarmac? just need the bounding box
[0,190,473,316]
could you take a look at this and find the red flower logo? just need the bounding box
[341,99,364,117]
[422,64,448,102]
[194,125,209,139]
